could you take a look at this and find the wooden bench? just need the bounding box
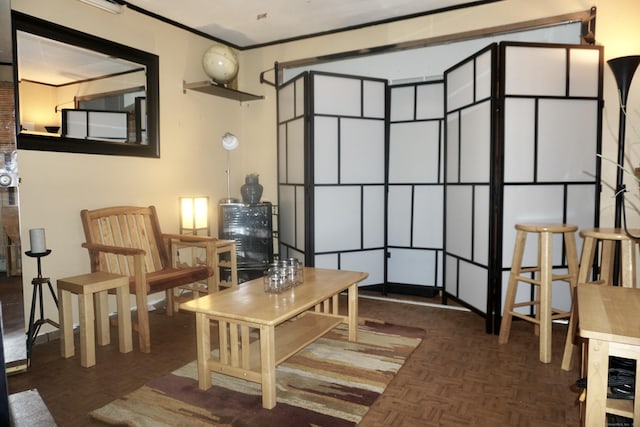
[80,205,237,353]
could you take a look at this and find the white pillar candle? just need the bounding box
[29,228,46,254]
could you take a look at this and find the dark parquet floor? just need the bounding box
[8,294,582,426]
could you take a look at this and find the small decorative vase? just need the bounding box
[241,173,263,204]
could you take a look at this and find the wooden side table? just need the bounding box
[57,272,132,367]
[578,285,640,425]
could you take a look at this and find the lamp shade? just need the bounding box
[180,196,209,235]
[221,132,239,150]
[608,55,640,105]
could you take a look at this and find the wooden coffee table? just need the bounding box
[180,267,368,409]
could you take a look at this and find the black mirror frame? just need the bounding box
[12,11,160,158]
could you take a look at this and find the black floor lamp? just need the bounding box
[607,55,640,284]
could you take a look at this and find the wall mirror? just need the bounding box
[12,11,159,158]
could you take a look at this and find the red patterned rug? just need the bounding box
[90,320,424,426]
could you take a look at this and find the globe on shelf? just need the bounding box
[202,44,239,85]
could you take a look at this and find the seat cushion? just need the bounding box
[129,266,214,294]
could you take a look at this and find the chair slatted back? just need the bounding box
[81,206,169,276]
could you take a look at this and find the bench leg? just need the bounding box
[95,291,110,346]
[58,289,74,358]
[79,292,96,367]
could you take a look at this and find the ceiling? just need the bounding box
[12,0,500,86]
[121,0,499,49]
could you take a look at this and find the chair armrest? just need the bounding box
[81,242,146,256]
[162,233,217,243]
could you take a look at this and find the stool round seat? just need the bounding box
[580,227,638,240]
[516,223,578,233]
[499,223,579,364]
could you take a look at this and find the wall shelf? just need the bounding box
[182,80,263,102]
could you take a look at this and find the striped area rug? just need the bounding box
[90,320,424,426]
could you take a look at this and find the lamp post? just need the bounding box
[221,132,239,204]
[607,55,640,285]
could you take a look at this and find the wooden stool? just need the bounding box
[498,223,579,363]
[561,228,639,371]
[58,272,132,367]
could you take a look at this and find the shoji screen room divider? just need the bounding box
[444,42,602,332]
[277,41,602,332]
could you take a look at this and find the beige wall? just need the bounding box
[10,0,640,330]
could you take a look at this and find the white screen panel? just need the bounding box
[475,50,493,100]
[446,113,460,183]
[447,60,474,111]
[504,98,535,182]
[295,77,305,117]
[363,186,385,248]
[458,261,487,313]
[389,121,440,183]
[296,185,306,250]
[387,186,412,246]
[390,86,415,122]
[538,99,598,182]
[388,248,436,286]
[569,48,600,98]
[566,185,596,250]
[502,185,565,267]
[473,185,490,266]
[413,186,443,248]
[88,111,127,139]
[315,253,338,269]
[314,116,339,184]
[64,110,87,138]
[314,186,361,252]
[446,185,472,259]
[416,83,444,120]
[314,74,361,116]
[278,185,295,246]
[287,118,305,184]
[341,249,384,286]
[460,101,491,183]
[340,118,385,184]
[445,255,458,294]
[278,82,295,122]
[504,46,566,96]
[363,80,385,118]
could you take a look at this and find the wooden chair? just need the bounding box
[80,205,237,353]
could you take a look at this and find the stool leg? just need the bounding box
[561,236,596,371]
[79,292,96,368]
[58,289,74,359]
[499,230,527,344]
[538,231,552,363]
[619,240,636,288]
[600,240,614,284]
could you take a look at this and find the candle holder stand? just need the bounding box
[25,250,58,364]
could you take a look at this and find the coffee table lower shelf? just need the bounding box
[197,311,348,408]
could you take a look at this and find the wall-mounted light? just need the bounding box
[77,0,123,14]
[221,132,239,204]
[179,196,209,235]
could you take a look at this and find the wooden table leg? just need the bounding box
[260,325,276,409]
[196,312,211,390]
[585,338,608,426]
[348,283,358,342]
